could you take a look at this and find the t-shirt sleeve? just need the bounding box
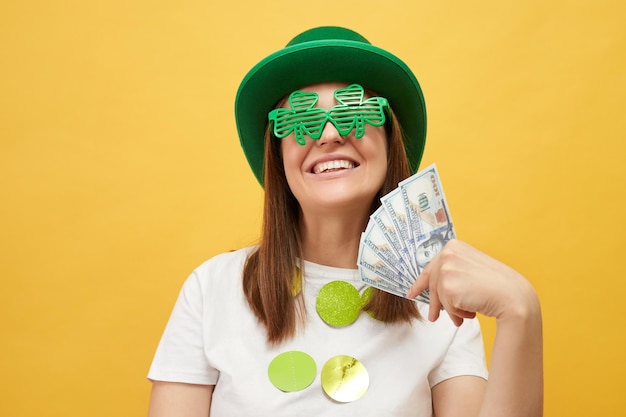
[428,318,489,387]
[147,270,218,385]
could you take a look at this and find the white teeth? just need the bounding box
[313,160,355,174]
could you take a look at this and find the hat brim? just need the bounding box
[235,39,427,185]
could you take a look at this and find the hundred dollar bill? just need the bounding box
[357,239,408,287]
[358,163,454,303]
[398,163,455,273]
[380,188,419,276]
[359,265,430,304]
[360,221,413,279]
[369,206,418,278]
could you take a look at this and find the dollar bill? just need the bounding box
[398,164,456,274]
[368,206,418,278]
[360,220,413,279]
[358,163,455,303]
[358,235,410,288]
[359,265,430,304]
[380,188,419,276]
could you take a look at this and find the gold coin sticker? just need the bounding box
[268,351,317,392]
[321,355,369,402]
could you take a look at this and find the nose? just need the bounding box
[316,121,345,146]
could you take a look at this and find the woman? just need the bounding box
[147,26,543,417]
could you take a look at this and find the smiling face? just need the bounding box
[278,82,389,216]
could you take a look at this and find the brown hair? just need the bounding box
[242,108,421,344]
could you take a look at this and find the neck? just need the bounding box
[299,205,371,268]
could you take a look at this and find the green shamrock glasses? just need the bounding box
[268,84,389,145]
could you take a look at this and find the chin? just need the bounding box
[302,187,378,212]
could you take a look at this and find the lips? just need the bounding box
[312,159,358,174]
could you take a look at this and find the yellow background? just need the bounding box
[1,1,624,416]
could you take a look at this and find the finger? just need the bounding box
[406,263,431,299]
[418,259,443,322]
[447,313,464,327]
[445,308,477,327]
[428,289,442,322]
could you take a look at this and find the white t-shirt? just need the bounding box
[148,247,488,417]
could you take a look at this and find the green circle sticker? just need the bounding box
[360,286,374,307]
[321,355,369,402]
[360,286,378,319]
[316,281,362,327]
[267,351,317,392]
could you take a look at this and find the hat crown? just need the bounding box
[286,26,371,47]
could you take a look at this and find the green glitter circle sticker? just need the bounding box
[360,286,374,307]
[292,268,302,297]
[360,286,378,319]
[267,351,317,392]
[321,355,369,402]
[316,281,362,327]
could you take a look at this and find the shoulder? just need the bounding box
[196,246,257,273]
[186,246,257,292]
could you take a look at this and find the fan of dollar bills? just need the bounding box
[358,164,455,303]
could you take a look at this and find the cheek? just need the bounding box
[280,140,309,176]
[359,134,388,167]
[368,135,390,185]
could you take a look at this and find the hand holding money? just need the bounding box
[357,163,455,304]
[407,239,541,326]
[358,164,540,325]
